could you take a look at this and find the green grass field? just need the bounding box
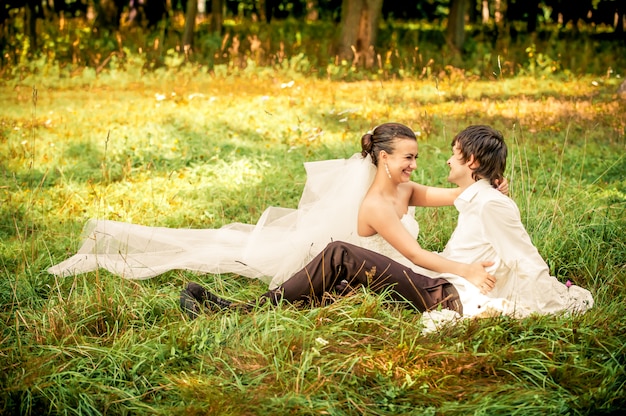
[1,65,625,414]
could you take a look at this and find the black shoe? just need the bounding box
[442,284,464,315]
[334,279,357,295]
[186,281,233,310]
[180,288,201,320]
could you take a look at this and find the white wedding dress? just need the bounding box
[358,209,420,267]
[48,154,376,289]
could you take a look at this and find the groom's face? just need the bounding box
[446,143,475,187]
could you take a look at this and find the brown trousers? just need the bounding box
[261,241,459,312]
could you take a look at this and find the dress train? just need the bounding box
[48,154,376,289]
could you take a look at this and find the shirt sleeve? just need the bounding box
[479,197,542,269]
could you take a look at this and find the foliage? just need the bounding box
[1,8,626,81]
[1,62,625,414]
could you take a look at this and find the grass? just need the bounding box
[1,61,625,415]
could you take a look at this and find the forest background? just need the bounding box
[1,0,626,415]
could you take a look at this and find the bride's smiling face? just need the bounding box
[382,138,418,182]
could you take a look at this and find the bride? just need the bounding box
[49,123,501,291]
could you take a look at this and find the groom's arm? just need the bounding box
[480,197,549,272]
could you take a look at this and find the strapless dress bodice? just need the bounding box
[358,207,419,267]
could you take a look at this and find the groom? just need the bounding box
[181,125,593,318]
[431,125,593,316]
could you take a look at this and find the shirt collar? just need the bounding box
[454,179,492,210]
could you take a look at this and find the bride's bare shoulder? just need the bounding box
[360,189,385,211]
[358,193,387,236]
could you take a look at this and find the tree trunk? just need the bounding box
[306,0,320,21]
[182,0,198,51]
[25,0,39,50]
[482,0,489,24]
[616,10,625,36]
[467,0,478,23]
[526,0,540,33]
[618,79,626,100]
[446,0,469,52]
[210,0,223,33]
[94,0,122,30]
[336,0,383,68]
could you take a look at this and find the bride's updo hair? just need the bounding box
[361,122,417,166]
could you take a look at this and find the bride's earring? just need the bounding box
[385,163,392,179]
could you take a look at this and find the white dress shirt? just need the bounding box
[436,179,594,317]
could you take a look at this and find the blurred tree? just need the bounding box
[543,0,597,33]
[182,0,198,49]
[93,0,126,29]
[210,0,224,32]
[25,0,41,49]
[446,0,468,51]
[336,0,383,67]
[506,0,541,33]
[589,0,625,36]
[317,0,342,21]
[2,0,625,65]
[381,0,442,20]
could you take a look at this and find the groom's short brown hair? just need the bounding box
[452,125,507,186]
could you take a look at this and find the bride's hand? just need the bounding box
[465,261,496,294]
[494,178,509,195]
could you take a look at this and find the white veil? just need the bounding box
[48,153,376,289]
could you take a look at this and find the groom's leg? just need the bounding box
[263,241,460,313]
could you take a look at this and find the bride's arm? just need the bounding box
[406,183,462,207]
[362,200,495,292]
[406,178,509,207]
